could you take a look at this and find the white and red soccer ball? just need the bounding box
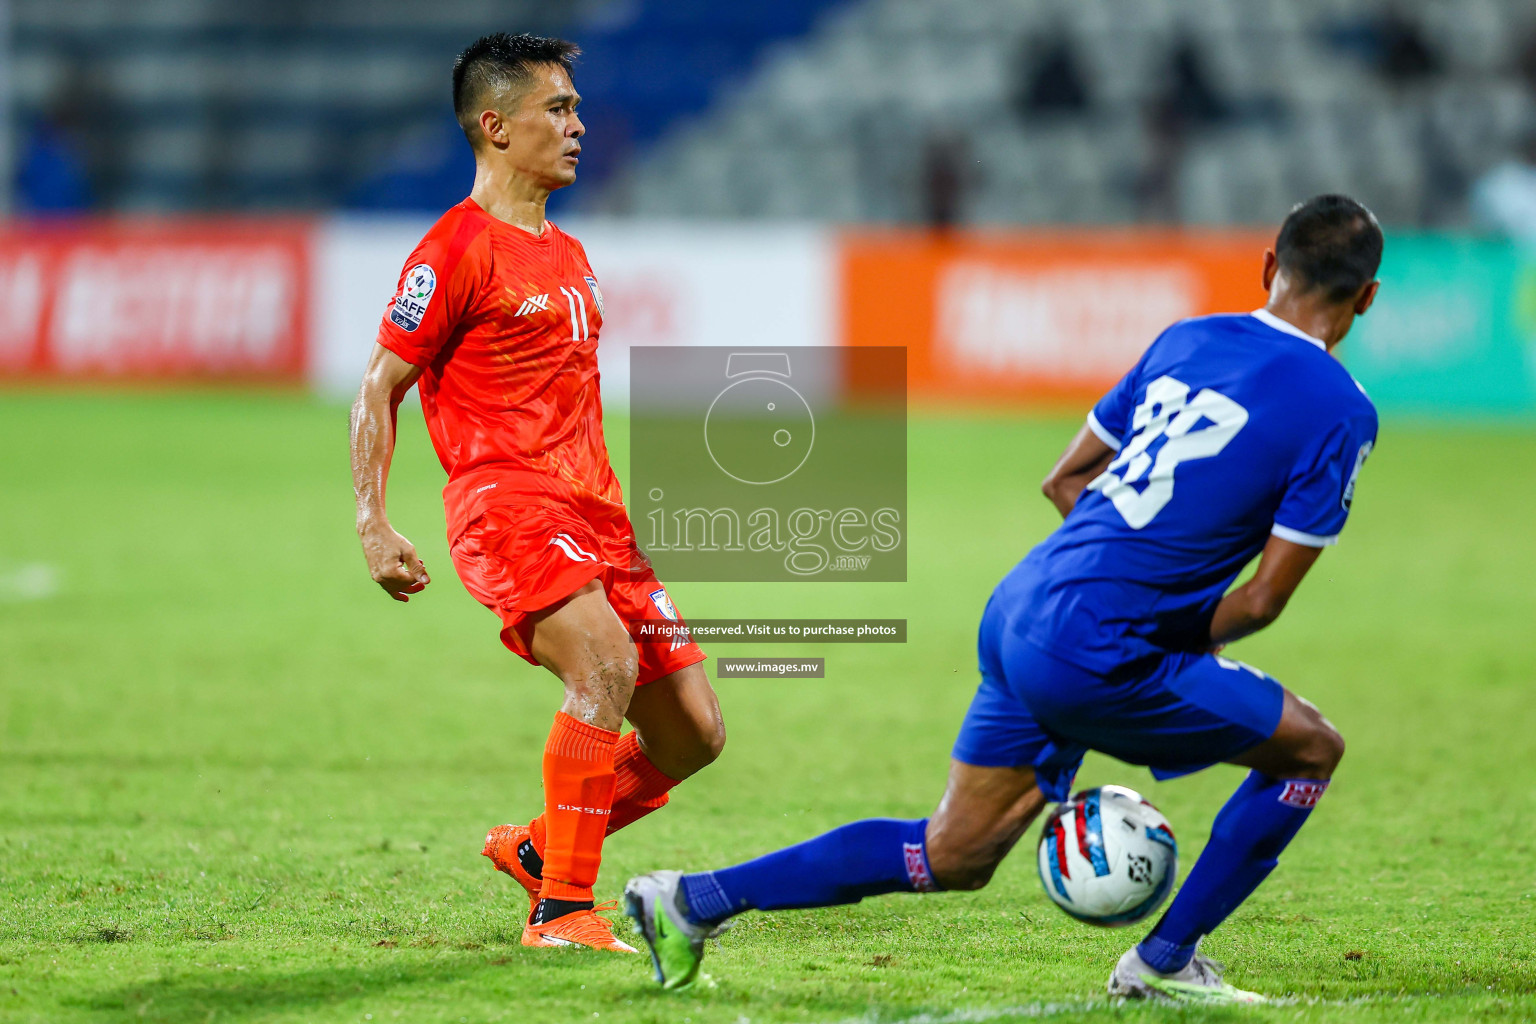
[1036,785,1178,926]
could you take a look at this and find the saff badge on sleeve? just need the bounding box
[391,264,437,332]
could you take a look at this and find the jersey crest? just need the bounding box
[649,587,691,651]
[648,587,678,621]
[390,264,436,332]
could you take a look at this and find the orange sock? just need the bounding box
[537,712,619,903]
[607,730,681,833]
[528,730,680,859]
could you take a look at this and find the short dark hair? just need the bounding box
[1274,195,1384,303]
[452,32,580,144]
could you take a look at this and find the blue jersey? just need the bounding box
[995,309,1378,673]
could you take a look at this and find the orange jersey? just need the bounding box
[376,198,621,540]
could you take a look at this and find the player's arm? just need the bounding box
[350,344,430,602]
[1041,424,1117,519]
[1206,536,1323,649]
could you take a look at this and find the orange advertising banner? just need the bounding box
[0,220,311,382]
[839,229,1274,404]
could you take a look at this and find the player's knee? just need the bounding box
[700,718,726,764]
[669,718,726,777]
[1313,722,1346,776]
[1288,720,1345,779]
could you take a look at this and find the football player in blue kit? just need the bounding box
[625,195,1384,1003]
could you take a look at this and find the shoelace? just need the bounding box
[1189,954,1227,985]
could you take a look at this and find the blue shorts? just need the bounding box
[953,603,1285,802]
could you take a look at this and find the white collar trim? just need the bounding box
[1251,309,1327,351]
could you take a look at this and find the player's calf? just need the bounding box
[925,760,1047,891]
[641,714,725,780]
[625,662,726,780]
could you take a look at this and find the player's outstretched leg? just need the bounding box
[627,818,934,990]
[484,663,725,917]
[626,761,1044,989]
[513,580,642,952]
[1111,690,1344,1003]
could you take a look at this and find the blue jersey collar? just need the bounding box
[1250,309,1327,351]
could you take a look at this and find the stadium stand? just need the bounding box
[598,0,1536,226]
[10,0,1536,223]
[7,0,841,213]
[9,0,579,211]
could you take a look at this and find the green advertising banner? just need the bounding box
[1346,234,1536,416]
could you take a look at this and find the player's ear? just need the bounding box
[1354,279,1379,316]
[1261,249,1278,292]
[478,108,507,149]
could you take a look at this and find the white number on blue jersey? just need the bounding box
[1087,375,1250,529]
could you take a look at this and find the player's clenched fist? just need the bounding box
[359,524,430,602]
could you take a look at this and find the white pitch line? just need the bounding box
[801,1003,1110,1024]
[791,991,1465,1024]
[0,563,60,602]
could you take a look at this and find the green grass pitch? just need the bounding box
[1,391,1533,1024]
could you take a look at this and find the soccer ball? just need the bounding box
[1036,785,1178,926]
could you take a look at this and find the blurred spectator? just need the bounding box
[1136,101,1184,223]
[1418,112,1467,227]
[1330,8,1440,87]
[1136,36,1228,222]
[1164,37,1227,127]
[921,129,970,229]
[1375,8,1440,86]
[15,66,99,213]
[15,117,94,213]
[1470,132,1536,247]
[1011,29,1090,119]
[1518,29,1536,98]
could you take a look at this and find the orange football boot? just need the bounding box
[522,901,639,953]
[481,824,541,918]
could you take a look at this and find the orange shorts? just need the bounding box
[449,504,706,685]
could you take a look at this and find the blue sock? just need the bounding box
[1139,771,1329,973]
[679,818,937,925]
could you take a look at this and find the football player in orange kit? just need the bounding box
[348,32,724,953]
